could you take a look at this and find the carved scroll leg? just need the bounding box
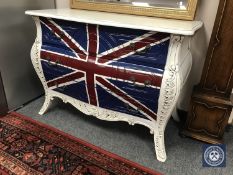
[154,87,181,161]
[153,63,182,162]
[154,105,178,162]
[154,124,167,162]
[39,93,52,115]
[154,103,176,162]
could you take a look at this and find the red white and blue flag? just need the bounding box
[39,18,170,120]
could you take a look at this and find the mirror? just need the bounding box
[70,0,198,20]
[80,0,188,9]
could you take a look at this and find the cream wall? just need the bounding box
[55,0,69,8]
[178,0,220,109]
[55,0,220,110]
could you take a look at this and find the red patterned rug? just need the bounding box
[0,112,161,175]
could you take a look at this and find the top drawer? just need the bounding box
[40,17,170,70]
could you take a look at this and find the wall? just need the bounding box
[0,0,55,110]
[56,0,70,8]
[178,0,220,110]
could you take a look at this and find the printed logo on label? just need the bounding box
[203,144,226,167]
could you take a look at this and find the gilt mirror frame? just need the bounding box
[70,0,198,20]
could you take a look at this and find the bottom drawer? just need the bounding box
[40,60,74,82]
[95,84,149,119]
[50,77,158,120]
[53,80,89,104]
[96,78,159,120]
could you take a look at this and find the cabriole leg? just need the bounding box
[39,93,52,115]
[154,64,181,162]
[154,124,167,162]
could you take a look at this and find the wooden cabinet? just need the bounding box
[182,0,233,143]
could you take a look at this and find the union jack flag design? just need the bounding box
[39,17,170,121]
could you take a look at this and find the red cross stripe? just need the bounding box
[40,18,170,120]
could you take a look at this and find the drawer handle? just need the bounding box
[129,76,136,83]
[136,45,151,55]
[47,57,53,66]
[47,58,60,67]
[56,83,66,91]
[134,80,151,88]
[129,76,143,88]
[129,43,135,50]
[125,103,137,113]
[129,76,151,88]
[55,59,60,66]
[134,83,145,88]
[59,32,65,38]
[144,80,151,87]
[47,57,60,67]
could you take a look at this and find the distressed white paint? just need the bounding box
[25,9,202,35]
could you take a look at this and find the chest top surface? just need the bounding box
[25,9,202,35]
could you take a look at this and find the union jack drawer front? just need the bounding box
[39,17,170,121]
[28,10,200,162]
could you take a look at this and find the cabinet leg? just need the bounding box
[154,127,166,162]
[39,93,52,115]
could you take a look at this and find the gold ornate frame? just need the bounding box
[70,0,198,20]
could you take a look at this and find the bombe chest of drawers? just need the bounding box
[26,9,202,162]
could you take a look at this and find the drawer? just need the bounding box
[40,18,88,56]
[40,59,74,82]
[98,26,158,54]
[106,78,160,105]
[40,17,170,71]
[95,83,151,119]
[99,25,149,41]
[52,79,115,107]
[49,74,158,119]
[41,44,78,58]
[96,76,159,118]
[53,79,89,103]
[41,58,67,73]
[115,64,163,87]
[118,55,167,70]
[99,26,170,54]
[98,39,170,70]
